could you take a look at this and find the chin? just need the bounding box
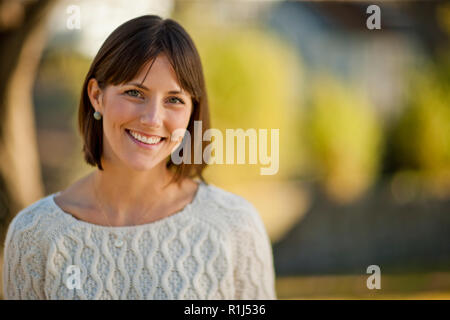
[120,155,162,172]
[128,161,160,172]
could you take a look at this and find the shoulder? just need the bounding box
[196,182,266,235]
[197,183,274,277]
[4,194,65,250]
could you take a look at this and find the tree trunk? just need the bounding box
[0,0,55,243]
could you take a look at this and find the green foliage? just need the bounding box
[34,49,91,130]
[391,64,450,173]
[188,26,304,184]
[388,59,450,199]
[37,48,90,98]
[33,49,92,191]
[303,74,384,203]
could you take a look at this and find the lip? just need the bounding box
[127,128,166,139]
[125,129,166,150]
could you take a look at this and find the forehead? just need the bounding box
[132,54,183,91]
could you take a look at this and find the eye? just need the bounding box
[167,96,185,105]
[125,89,143,99]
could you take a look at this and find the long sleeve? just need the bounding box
[2,211,48,300]
[232,203,277,300]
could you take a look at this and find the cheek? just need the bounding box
[106,99,137,131]
[163,109,192,148]
[166,108,192,132]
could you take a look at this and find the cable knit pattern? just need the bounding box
[2,181,276,300]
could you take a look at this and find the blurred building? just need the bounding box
[267,1,448,121]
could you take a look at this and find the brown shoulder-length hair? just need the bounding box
[78,15,210,185]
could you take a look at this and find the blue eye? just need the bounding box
[125,89,143,98]
[168,96,185,104]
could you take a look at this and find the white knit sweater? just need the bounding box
[2,181,276,300]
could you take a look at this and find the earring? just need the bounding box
[93,111,102,120]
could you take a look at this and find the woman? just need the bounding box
[2,15,276,300]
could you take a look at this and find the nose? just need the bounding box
[140,98,162,128]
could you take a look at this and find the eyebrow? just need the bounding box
[127,82,185,95]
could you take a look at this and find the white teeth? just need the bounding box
[129,130,162,145]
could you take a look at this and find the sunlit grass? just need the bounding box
[2,250,449,300]
[284,292,450,300]
[276,272,450,300]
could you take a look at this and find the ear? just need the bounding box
[87,78,104,113]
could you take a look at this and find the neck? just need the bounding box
[91,160,177,225]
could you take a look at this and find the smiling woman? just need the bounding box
[2,15,276,300]
[86,54,194,172]
[78,15,210,180]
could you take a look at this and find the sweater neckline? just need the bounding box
[48,180,206,232]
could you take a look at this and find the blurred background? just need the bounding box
[0,0,449,299]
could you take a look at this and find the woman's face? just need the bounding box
[88,54,193,171]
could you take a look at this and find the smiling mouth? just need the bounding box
[125,129,166,146]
